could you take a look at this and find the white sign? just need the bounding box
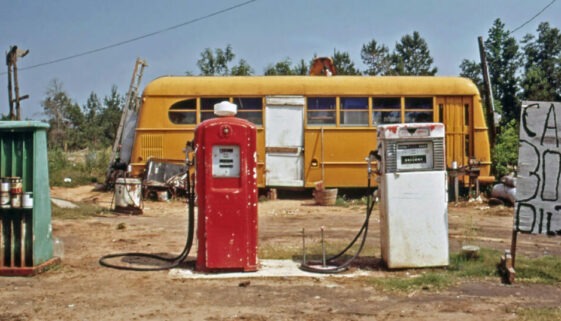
[516,101,561,235]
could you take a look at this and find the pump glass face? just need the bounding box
[395,142,434,171]
[211,145,241,177]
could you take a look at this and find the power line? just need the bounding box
[1,0,257,75]
[510,0,557,34]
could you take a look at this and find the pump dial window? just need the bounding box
[212,145,240,177]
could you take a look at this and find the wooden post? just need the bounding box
[6,50,15,120]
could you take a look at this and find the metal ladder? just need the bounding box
[105,58,148,188]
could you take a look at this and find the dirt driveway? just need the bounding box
[1,185,560,321]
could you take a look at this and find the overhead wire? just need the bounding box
[0,0,258,75]
[509,0,557,34]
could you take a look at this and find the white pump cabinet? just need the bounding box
[376,123,449,269]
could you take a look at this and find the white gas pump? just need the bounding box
[376,123,448,269]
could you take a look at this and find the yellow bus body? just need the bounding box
[130,76,494,188]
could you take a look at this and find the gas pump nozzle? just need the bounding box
[367,150,381,177]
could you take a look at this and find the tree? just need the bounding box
[485,19,521,122]
[99,86,123,147]
[82,92,105,148]
[196,45,235,75]
[41,79,81,150]
[332,50,361,75]
[230,59,254,76]
[264,58,293,75]
[361,39,392,75]
[459,59,484,93]
[521,22,561,101]
[292,59,309,75]
[390,31,437,75]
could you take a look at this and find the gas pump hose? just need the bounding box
[299,173,377,274]
[98,172,195,271]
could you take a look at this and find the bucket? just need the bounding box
[114,178,142,214]
[22,192,33,208]
[313,188,338,206]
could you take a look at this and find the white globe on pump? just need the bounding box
[214,101,237,116]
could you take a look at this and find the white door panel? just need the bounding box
[265,96,305,187]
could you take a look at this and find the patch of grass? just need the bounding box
[48,148,110,186]
[52,202,109,219]
[448,247,502,278]
[516,307,561,321]
[515,255,561,283]
[259,243,301,260]
[370,272,454,292]
[334,194,370,208]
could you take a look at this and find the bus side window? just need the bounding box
[169,98,197,124]
[373,97,401,125]
[404,97,433,123]
[340,97,368,126]
[307,97,336,126]
[233,97,263,125]
[201,97,230,122]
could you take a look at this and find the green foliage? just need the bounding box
[196,45,254,76]
[48,148,110,186]
[391,31,438,75]
[515,254,561,282]
[332,50,361,75]
[369,248,561,294]
[459,59,484,93]
[361,39,391,75]
[492,119,519,178]
[361,31,437,76]
[230,58,254,76]
[521,22,561,101]
[264,57,309,75]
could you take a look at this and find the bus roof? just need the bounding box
[142,76,480,97]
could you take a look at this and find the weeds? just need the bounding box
[49,148,110,186]
[516,307,561,321]
[52,202,108,219]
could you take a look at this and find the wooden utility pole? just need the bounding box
[6,45,30,120]
[478,37,496,148]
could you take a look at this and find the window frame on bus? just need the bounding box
[339,96,370,127]
[372,97,402,126]
[168,98,197,125]
[306,96,337,126]
[403,97,434,123]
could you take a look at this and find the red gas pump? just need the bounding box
[194,101,258,272]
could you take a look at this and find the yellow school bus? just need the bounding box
[129,76,494,188]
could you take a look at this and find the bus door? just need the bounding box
[437,96,471,168]
[264,96,305,187]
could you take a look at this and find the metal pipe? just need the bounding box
[321,226,326,267]
[301,228,307,265]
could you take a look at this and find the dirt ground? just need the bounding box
[1,185,561,321]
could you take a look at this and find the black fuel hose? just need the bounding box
[99,171,195,271]
[299,172,376,274]
[299,196,375,274]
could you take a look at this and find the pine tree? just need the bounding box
[361,39,391,75]
[390,31,437,75]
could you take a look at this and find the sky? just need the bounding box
[1,0,560,120]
